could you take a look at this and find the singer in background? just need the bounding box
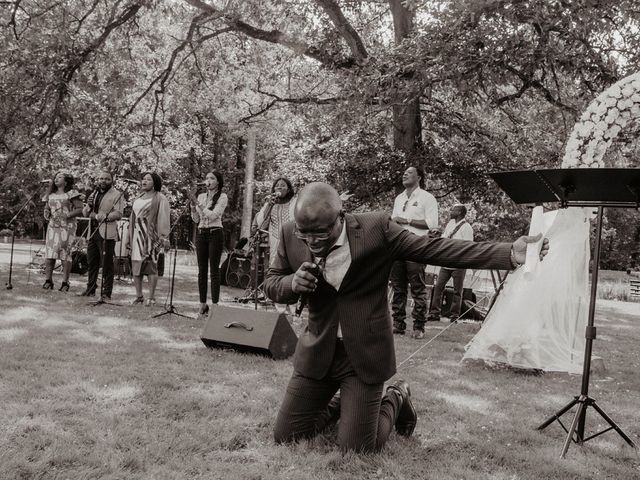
[188,171,228,318]
[42,171,84,291]
[264,182,548,453]
[252,177,296,264]
[126,172,170,306]
[79,169,124,299]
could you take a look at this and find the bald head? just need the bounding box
[293,182,344,256]
[294,182,342,224]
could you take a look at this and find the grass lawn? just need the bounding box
[0,247,639,479]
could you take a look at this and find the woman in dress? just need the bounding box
[42,171,84,291]
[189,171,228,318]
[128,172,171,306]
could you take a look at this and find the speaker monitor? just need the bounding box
[201,305,298,359]
[226,255,252,289]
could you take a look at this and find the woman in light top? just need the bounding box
[128,172,171,306]
[42,171,84,291]
[189,171,228,318]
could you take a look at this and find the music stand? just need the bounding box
[490,167,640,458]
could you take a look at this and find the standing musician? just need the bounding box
[127,172,171,306]
[42,171,84,291]
[79,169,124,300]
[188,171,228,318]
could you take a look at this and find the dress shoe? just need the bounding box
[58,281,70,292]
[412,330,425,340]
[77,289,95,297]
[387,379,417,437]
[131,296,144,305]
[42,279,54,290]
[392,327,405,335]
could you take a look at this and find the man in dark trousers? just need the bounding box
[264,182,548,453]
[78,170,124,300]
[428,204,474,322]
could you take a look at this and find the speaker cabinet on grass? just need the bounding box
[201,305,298,359]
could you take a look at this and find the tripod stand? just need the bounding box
[5,192,38,290]
[152,246,193,319]
[491,167,639,458]
[152,207,193,319]
[235,228,270,309]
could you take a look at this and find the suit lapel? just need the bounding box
[339,214,363,290]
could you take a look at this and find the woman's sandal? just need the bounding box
[43,279,54,290]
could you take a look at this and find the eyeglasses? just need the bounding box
[294,211,342,242]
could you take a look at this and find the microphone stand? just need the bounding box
[89,189,126,307]
[5,192,38,290]
[252,199,275,310]
[152,205,193,319]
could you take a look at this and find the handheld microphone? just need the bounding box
[294,262,321,317]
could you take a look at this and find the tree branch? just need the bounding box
[182,0,356,68]
[314,0,368,62]
[40,1,143,141]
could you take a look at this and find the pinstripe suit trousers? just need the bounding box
[274,339,402,453]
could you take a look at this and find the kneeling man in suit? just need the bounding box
[264,182,548,453]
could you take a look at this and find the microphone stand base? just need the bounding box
[151,305,194,320]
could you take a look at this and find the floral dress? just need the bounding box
[44,190,82,261]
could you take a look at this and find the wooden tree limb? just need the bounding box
[182,0,356,68]
[314,0,368,62]
[40,1,144,141]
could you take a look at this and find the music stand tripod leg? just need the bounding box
[537,396,580,431]
[560,400,586,458]
[590,400,637,448]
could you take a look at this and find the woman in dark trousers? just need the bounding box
[189,171,228,318]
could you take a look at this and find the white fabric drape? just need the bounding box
[463,208,591,373]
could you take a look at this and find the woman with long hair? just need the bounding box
[252,176,296,265]
[42,171,84,291]
[189,171,228,318]
[127,172,171,306]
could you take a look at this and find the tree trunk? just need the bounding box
[389,0,422,153]
[240,130,256,239]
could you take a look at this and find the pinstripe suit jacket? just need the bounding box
[264,212,513,384]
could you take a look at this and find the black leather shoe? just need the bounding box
[42,279,54,290]
[59,282,70,292]
[77,289,95,297]
[325,391,341,426]
[387,379,417,437]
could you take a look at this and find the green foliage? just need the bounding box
[1,0,640,264]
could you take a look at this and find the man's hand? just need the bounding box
[95,213,106,222]
[512,233,550,265]
[82,205,90,217]
[393,216,409,225]
[291,262,319,294]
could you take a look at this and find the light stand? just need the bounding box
[5,192,38,290]
[491,167,639,458]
